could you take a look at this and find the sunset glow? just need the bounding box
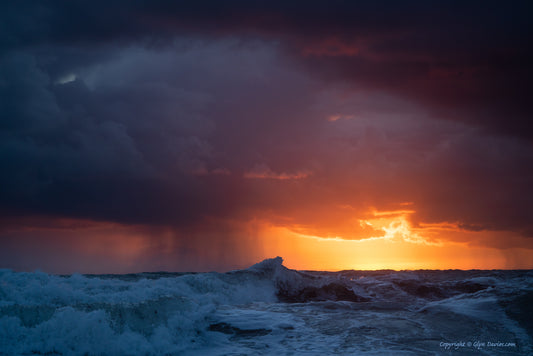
[3,4,533,356]
[258,224,526,271]
[1,1,533,273]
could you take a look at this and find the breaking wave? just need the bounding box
[1,257,531,355]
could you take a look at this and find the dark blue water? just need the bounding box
[1,257,531,355]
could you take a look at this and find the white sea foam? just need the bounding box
[1,258,531,355]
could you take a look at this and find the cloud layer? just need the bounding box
[1,1,533,271]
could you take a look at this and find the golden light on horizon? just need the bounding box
[259,225,507,271]
[254,208,533,271]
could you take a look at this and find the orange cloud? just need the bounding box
[255,222,533,271]
[284,208,441,246]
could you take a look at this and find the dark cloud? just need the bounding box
[0,41,325,227]
[1,1,533,272]
[2,1,531,139]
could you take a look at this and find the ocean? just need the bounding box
[1,257,531,355]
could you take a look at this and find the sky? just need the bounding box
[1,1,533,273]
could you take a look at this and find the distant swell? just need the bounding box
[277,283,369,303]
[392,280,488,300]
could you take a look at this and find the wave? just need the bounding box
[0,257,341,355]
[1,258,531,355]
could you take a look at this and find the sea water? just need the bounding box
[1,257,531,355]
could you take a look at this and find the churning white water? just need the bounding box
[1,257,531,355]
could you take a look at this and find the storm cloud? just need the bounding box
[1,1,533,271]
